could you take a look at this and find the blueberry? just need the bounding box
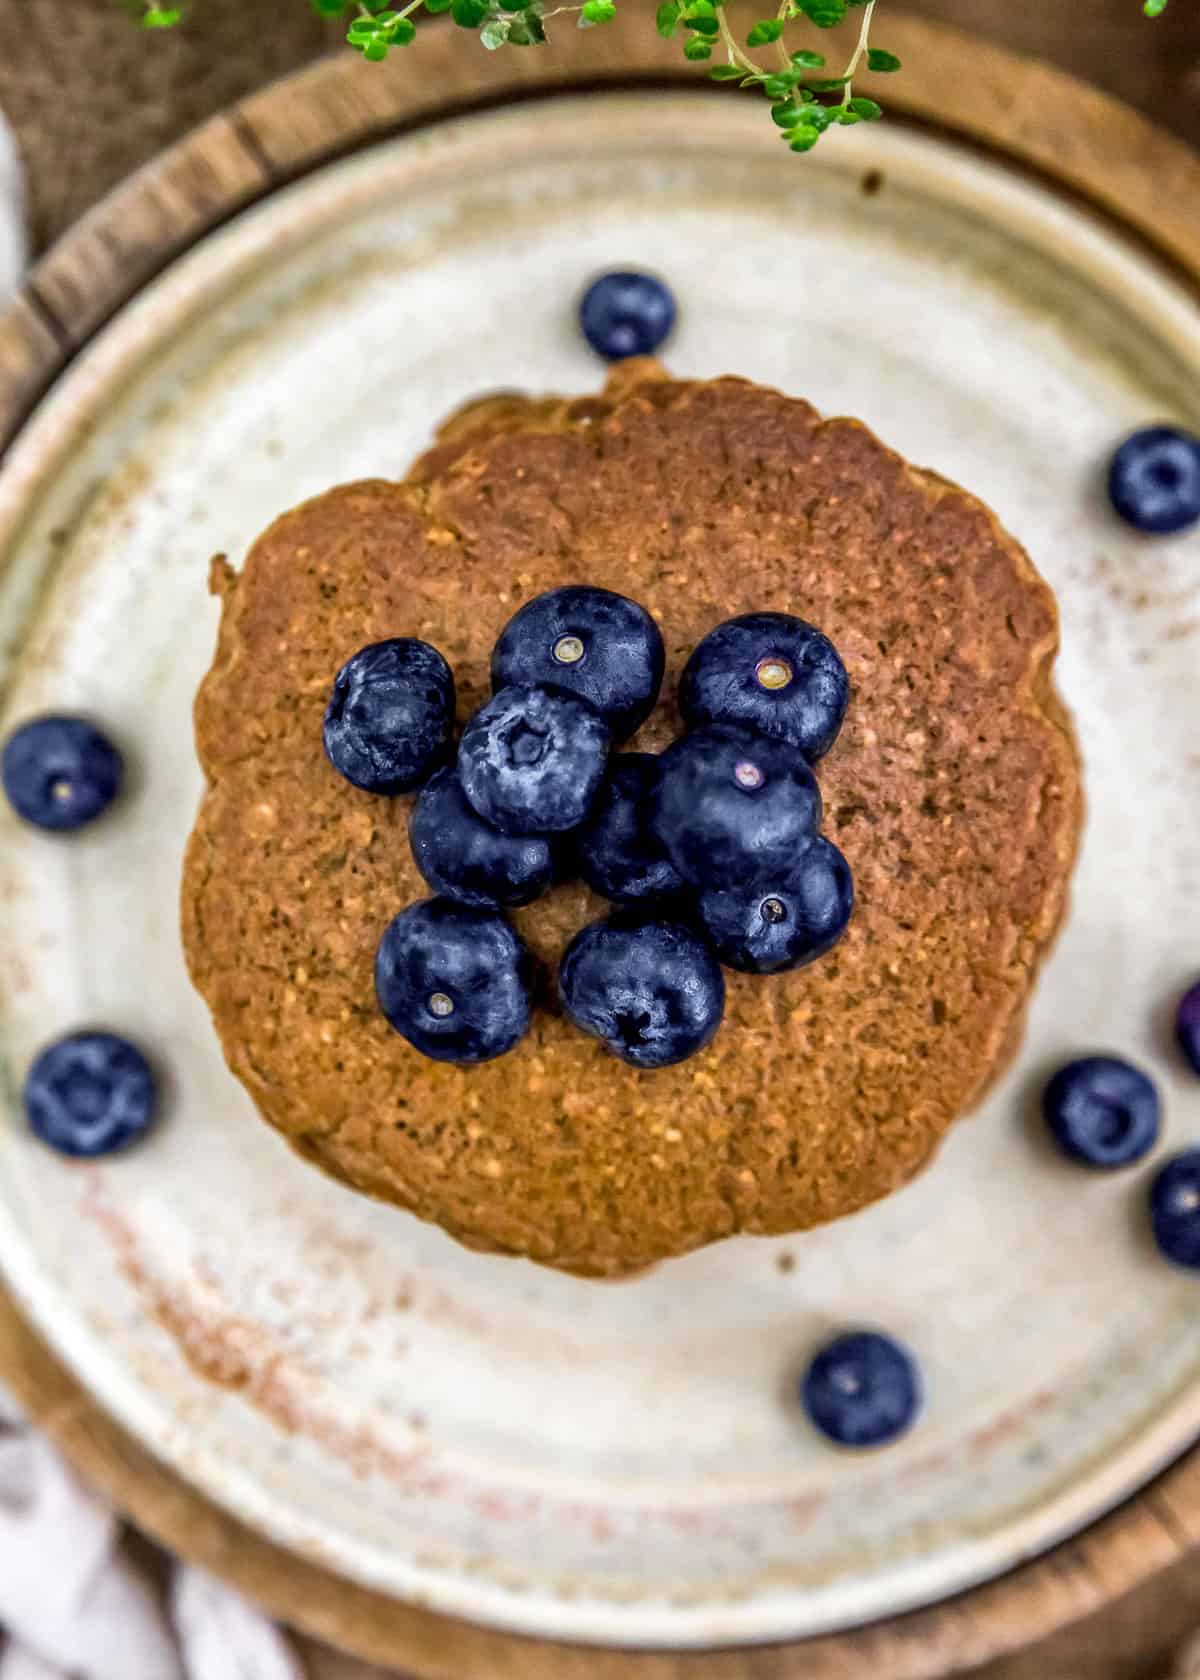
[409,766,555,910]
[1177,980,1200,1076]
[491,586,665,741]
[324,638,454,795]
[575,754,686,905]
[2,716,122,832]
[559,915,724,1069]
[1150,1150,1200,1271]
[697,836,853,973]
[1108,426,1200,535]
[680,613,850,761]
[375,898,533,1064]
[801,1330,922,1449]
[651,726,821,890]
[578,271,676,362]
[1042,1055,1161,1168]
[23,1031,157,1158]
[458,683,609,836]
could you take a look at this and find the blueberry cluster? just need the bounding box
[323,589,853,1069]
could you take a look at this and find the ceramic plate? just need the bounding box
[0,94,1198,1649]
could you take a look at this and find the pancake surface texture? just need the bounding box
[183,363,1082,1276]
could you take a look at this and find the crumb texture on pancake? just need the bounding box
[182,366,1081,1276]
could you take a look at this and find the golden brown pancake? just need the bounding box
[182,363,1082,1277]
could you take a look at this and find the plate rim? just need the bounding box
[1,13,1199,1676]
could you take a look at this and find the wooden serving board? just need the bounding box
[1,13,1199,1677]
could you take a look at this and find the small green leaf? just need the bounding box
[848,95,883,119]
[347,18,378,41]
[709,64,744,80]
[798,0,846,24]
[480,16,510,46]
[763,72,799,96]
[746,18,783,45]
[788,127,820,152]
[656,1,681,36]
[803,76,849,90]
[424,0,454,11]
[682,35,712,58]
[685,0,716,16]
[386,17,417,43]
[866,47,901,71]
[1144,0,1169,15]
[508,10,545,43]
[582,0,617,20]
[790,49,825,67]
[140,6,181,25]
[770,100,805,128]
[362,36,388,59]
[451,0,488,25]
[310,0,348,15]
[689,15,720,34]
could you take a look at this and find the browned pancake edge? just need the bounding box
[182,365,1083,1276]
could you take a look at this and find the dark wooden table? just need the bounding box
[1,3,1199,1676]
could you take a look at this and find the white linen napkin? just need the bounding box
[0,109,23,295]
[0,1382,304,1678]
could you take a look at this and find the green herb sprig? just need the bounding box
[134,0,1172,155]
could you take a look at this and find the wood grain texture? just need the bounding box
[1,0,1197,252]
[0,0,337,252]
[0,12,1198,1678]
[0,293,62,450]
[876,14,1200,289]
[29,110,269,344]
[903,0,1200,150]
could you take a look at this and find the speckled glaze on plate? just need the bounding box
[0,95,1198,1649]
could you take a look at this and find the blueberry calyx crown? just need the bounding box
[491,586,665,741]
[1108,425,1200,537]
[23,1030,158,1158]
[2,715,124,833]
[680,611,850,762]
[1042,1056,1160,1170]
